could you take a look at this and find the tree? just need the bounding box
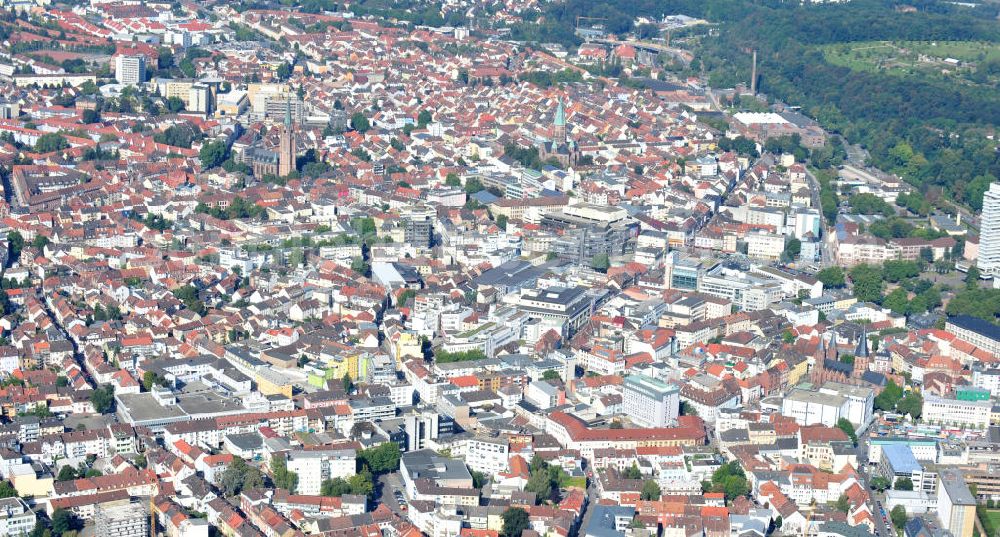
[218,457,264,497]
[897,392,923,420]
[7,231,24,263]
[817,266,846,288]
[271,456,298,492]
[445,173,461,187]
[496,214,508,231]
[350,257,370,277]
[836,418,857,443]
[525,468,553,502]
[870,476,891,492]
[707,461,749,501]
[782,238,801,262]
[417,109,433,126]
[591,253,610,273]
[501,507,530,537]
[166,96,185,113]
[81,109,101,124]
[640,480,661,501]
[358,442,402,474]
[90,385,115,414]
[51,509,80,537]
[321,477,353,496]
[542,370,561,381]
[966,266,981,288]
[34,133,69,153]
[890,505,907,529]
[57,465,78,481]
[199,140,228,169]
[849,264,885,302]
[624,463,642,480]
[347,467,374,497]
[32,235,50,250]
[894,477,914,491]
[0,480,16,498]
[882,288,909,315]
[835,494,851,513]
[350,112,370,133]
[875,380,904,411]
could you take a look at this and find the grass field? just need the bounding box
[979,507,1000,537]
[820,40,1000,82]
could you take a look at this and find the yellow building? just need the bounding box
[256,370,293,398]
[392,332,423,363]
[11,465,54,498]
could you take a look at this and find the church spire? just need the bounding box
[553,98,567,146]
[855,325,870,358]
[554,98,565,127]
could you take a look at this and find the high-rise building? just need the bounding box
[402,205,435,248]
[622,373,680,427]
[278,99,296,177]
[979,182,1000,276]
[936,469,976,537]
[115,55,146,86]
[187,83,212,114]
[95,498,148,537]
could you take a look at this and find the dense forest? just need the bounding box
[511,0,1000,210]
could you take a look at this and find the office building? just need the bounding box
[187,83,212,114]
[980,182,1000,277]
[936,469,976,537]
[922,394,992,429]
[946,315,1000,356]
[0,497,35,536]
[402,205,435,248]
[623,373,680,427]
[286,449,357,496]
[95,498,148,537]
[115,55,147,86]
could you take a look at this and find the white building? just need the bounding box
[979,182,1000,277]
[936,468,977,537]
[622,374,680,428]
[922,395,992,429]
[0,497,36,536]
[465,437,509,475]
[285,449,357,496]
[114,55,146,86]
[746,232,786,261]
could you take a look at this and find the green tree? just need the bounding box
[445,173,461,187]
[271,455,298,492]
[51,509,80,537]
[496,214,508,231]
[218,457,264,497]
[0,480,16,498]
[34,133,69,153]
[56,465,78,481]
[640,480,661,501]
[836,418,857,443]
[81,109,101,124]
[817,266,846,288]
[896,392,923,420]
[542,370,561,381]
[849,264,885,302]
[321,477,353,496]
[782,238,801,262]
[623,463,642,480]
[875,380,904,411]
[835,494,851,513]
[501,507,530,537]
[166,96,185,113]
[894,477,913,491]
[882,288,909,315]
[890,505,907,529]
[870,476,891,492]
[358,442,402,474]
[7,231,24,263]
[591,253,610,273]
[90,385,115,414]
[350,257,370,277]
[350,112,370,133]
[199,140,229,169]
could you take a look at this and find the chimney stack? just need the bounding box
[750,50,758,95]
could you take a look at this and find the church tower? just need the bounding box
[553,99,566,146]
[278,98,296,177]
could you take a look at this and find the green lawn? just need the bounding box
[979,508,1000,537]
[820,40,1000,83]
